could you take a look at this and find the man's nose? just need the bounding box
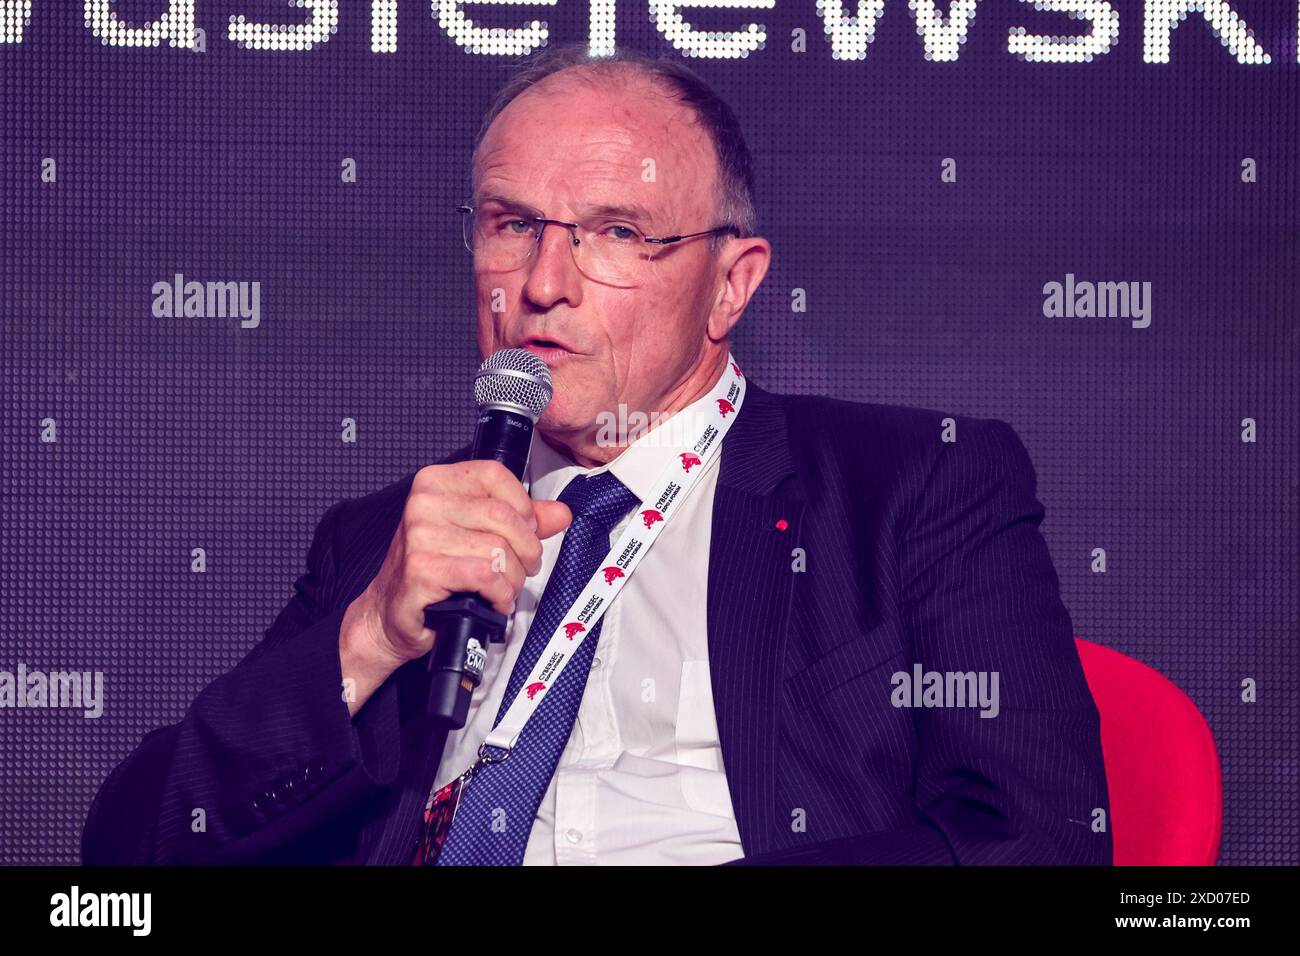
[522,221,584,306]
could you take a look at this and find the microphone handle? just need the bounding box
[425,407,536,726]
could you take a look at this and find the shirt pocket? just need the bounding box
[674,660,738,819]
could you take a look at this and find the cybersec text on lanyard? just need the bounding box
[434,358,744,815]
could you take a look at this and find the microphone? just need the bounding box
[424,348,553,727]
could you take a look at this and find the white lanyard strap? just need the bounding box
[482,354,746,753]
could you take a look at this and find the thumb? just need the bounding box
[533,499,573,539]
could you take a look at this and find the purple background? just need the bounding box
[2,1,1297,864]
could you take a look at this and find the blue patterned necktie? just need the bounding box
[434,470,640,865]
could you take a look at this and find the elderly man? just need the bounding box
[83,43,1111,866]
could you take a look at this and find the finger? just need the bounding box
[415,554,518,617]
[533,499,573,539]
[435,528,528,593]
[439,496,543,574]
[461,460,535,524]
[404,514,540,580]
[412,460,535,526]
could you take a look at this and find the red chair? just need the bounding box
[1075,638,1222,865]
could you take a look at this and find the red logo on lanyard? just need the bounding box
[602,566,624,585]
[640,509,664,529]
[716,398,735,417]
[680,452,702,472]
[563,622,586,639]
[730,361,741,377]
[525,681,547,700]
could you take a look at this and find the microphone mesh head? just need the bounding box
[474,348,553,420]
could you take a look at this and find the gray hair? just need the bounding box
[470,43,758,255]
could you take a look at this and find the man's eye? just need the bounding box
[603,224,641,242]
[503,219,534,236]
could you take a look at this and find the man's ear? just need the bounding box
[707,236,772,341]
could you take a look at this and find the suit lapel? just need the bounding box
[707,380,803,858]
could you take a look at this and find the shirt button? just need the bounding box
[564,828,583,844]
[591,656,602,669]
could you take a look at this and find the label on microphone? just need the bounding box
[464,637,487,681]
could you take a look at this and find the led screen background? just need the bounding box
[1,2,1297,864]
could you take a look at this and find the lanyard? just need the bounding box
[411,354,746,865]
[485,352,745,753]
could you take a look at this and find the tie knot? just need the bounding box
[556,470,639,534]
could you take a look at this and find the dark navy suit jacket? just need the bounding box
[82,380,1112,865]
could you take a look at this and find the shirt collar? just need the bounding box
[524,363,726,506]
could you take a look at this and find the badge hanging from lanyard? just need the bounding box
[411,743,507,866]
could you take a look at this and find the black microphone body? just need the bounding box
[467,407,536,480]
[425,353,550,727]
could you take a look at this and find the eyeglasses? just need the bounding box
[457,200,741,288]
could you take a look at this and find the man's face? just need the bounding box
[471,72,730,442]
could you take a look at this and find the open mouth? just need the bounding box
[519,337,578,359]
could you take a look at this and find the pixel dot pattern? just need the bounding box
[0,8,1295,866]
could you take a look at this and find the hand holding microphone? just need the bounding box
[339,349,566,723]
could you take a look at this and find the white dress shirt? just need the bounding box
[432,371,745,865]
